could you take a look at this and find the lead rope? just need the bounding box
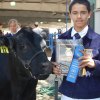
[55,75,59,100]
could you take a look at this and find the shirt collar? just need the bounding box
[71,25,88,38]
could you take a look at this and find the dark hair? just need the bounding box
[34,22,38,27]
[34,24,38,27]
[69,0,91,13]
[8,19,19,26]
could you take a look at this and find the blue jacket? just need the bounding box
[51,27,100,99]
[0,34,13,99]
[0,46,10,85]
[0,46,12,100]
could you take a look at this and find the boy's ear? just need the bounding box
[88,11,92,18]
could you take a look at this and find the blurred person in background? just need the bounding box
[6,19,20,36]
[0,22,4,36]
[32,22,47,48]
[32,22,43,35]
[0,22,11,100]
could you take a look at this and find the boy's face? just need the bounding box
[69,3,91,30]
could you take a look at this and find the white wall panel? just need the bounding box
[95,9,100,34]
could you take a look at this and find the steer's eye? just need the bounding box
[19,44,26,50]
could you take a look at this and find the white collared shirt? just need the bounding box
[71,26,88,40]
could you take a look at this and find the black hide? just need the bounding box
[0,27,52,100]
[10,27,52,78]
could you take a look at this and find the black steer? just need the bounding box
[0,27,53,100]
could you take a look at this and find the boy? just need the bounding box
[51,0,100,100]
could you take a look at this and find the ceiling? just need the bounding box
[0,0,67,4]
[0,0,70,27]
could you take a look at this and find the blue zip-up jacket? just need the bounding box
[0,46,12,100]
[51,27,100,99]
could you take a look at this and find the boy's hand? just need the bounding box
[52,62,61,75]
[79,50,95,68]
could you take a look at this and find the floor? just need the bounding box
[36,48,62,100]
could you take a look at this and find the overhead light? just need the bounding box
[10,1,16,6]
[58,19,61,22]
[40,22,43,24]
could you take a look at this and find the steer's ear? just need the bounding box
[0,36,15,50]
[5,37,15,50]
[0,36,9,46]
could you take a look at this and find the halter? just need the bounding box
[7,34,48,79]
[8,35,45,79]
[17,50,44,69]
[10,47,44,79]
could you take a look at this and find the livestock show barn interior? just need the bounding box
[0,0,100,100]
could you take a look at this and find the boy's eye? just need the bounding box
[73,13,77,15]
[72,11,87,15]
[72,12,77,14]
[81,11,87,14]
